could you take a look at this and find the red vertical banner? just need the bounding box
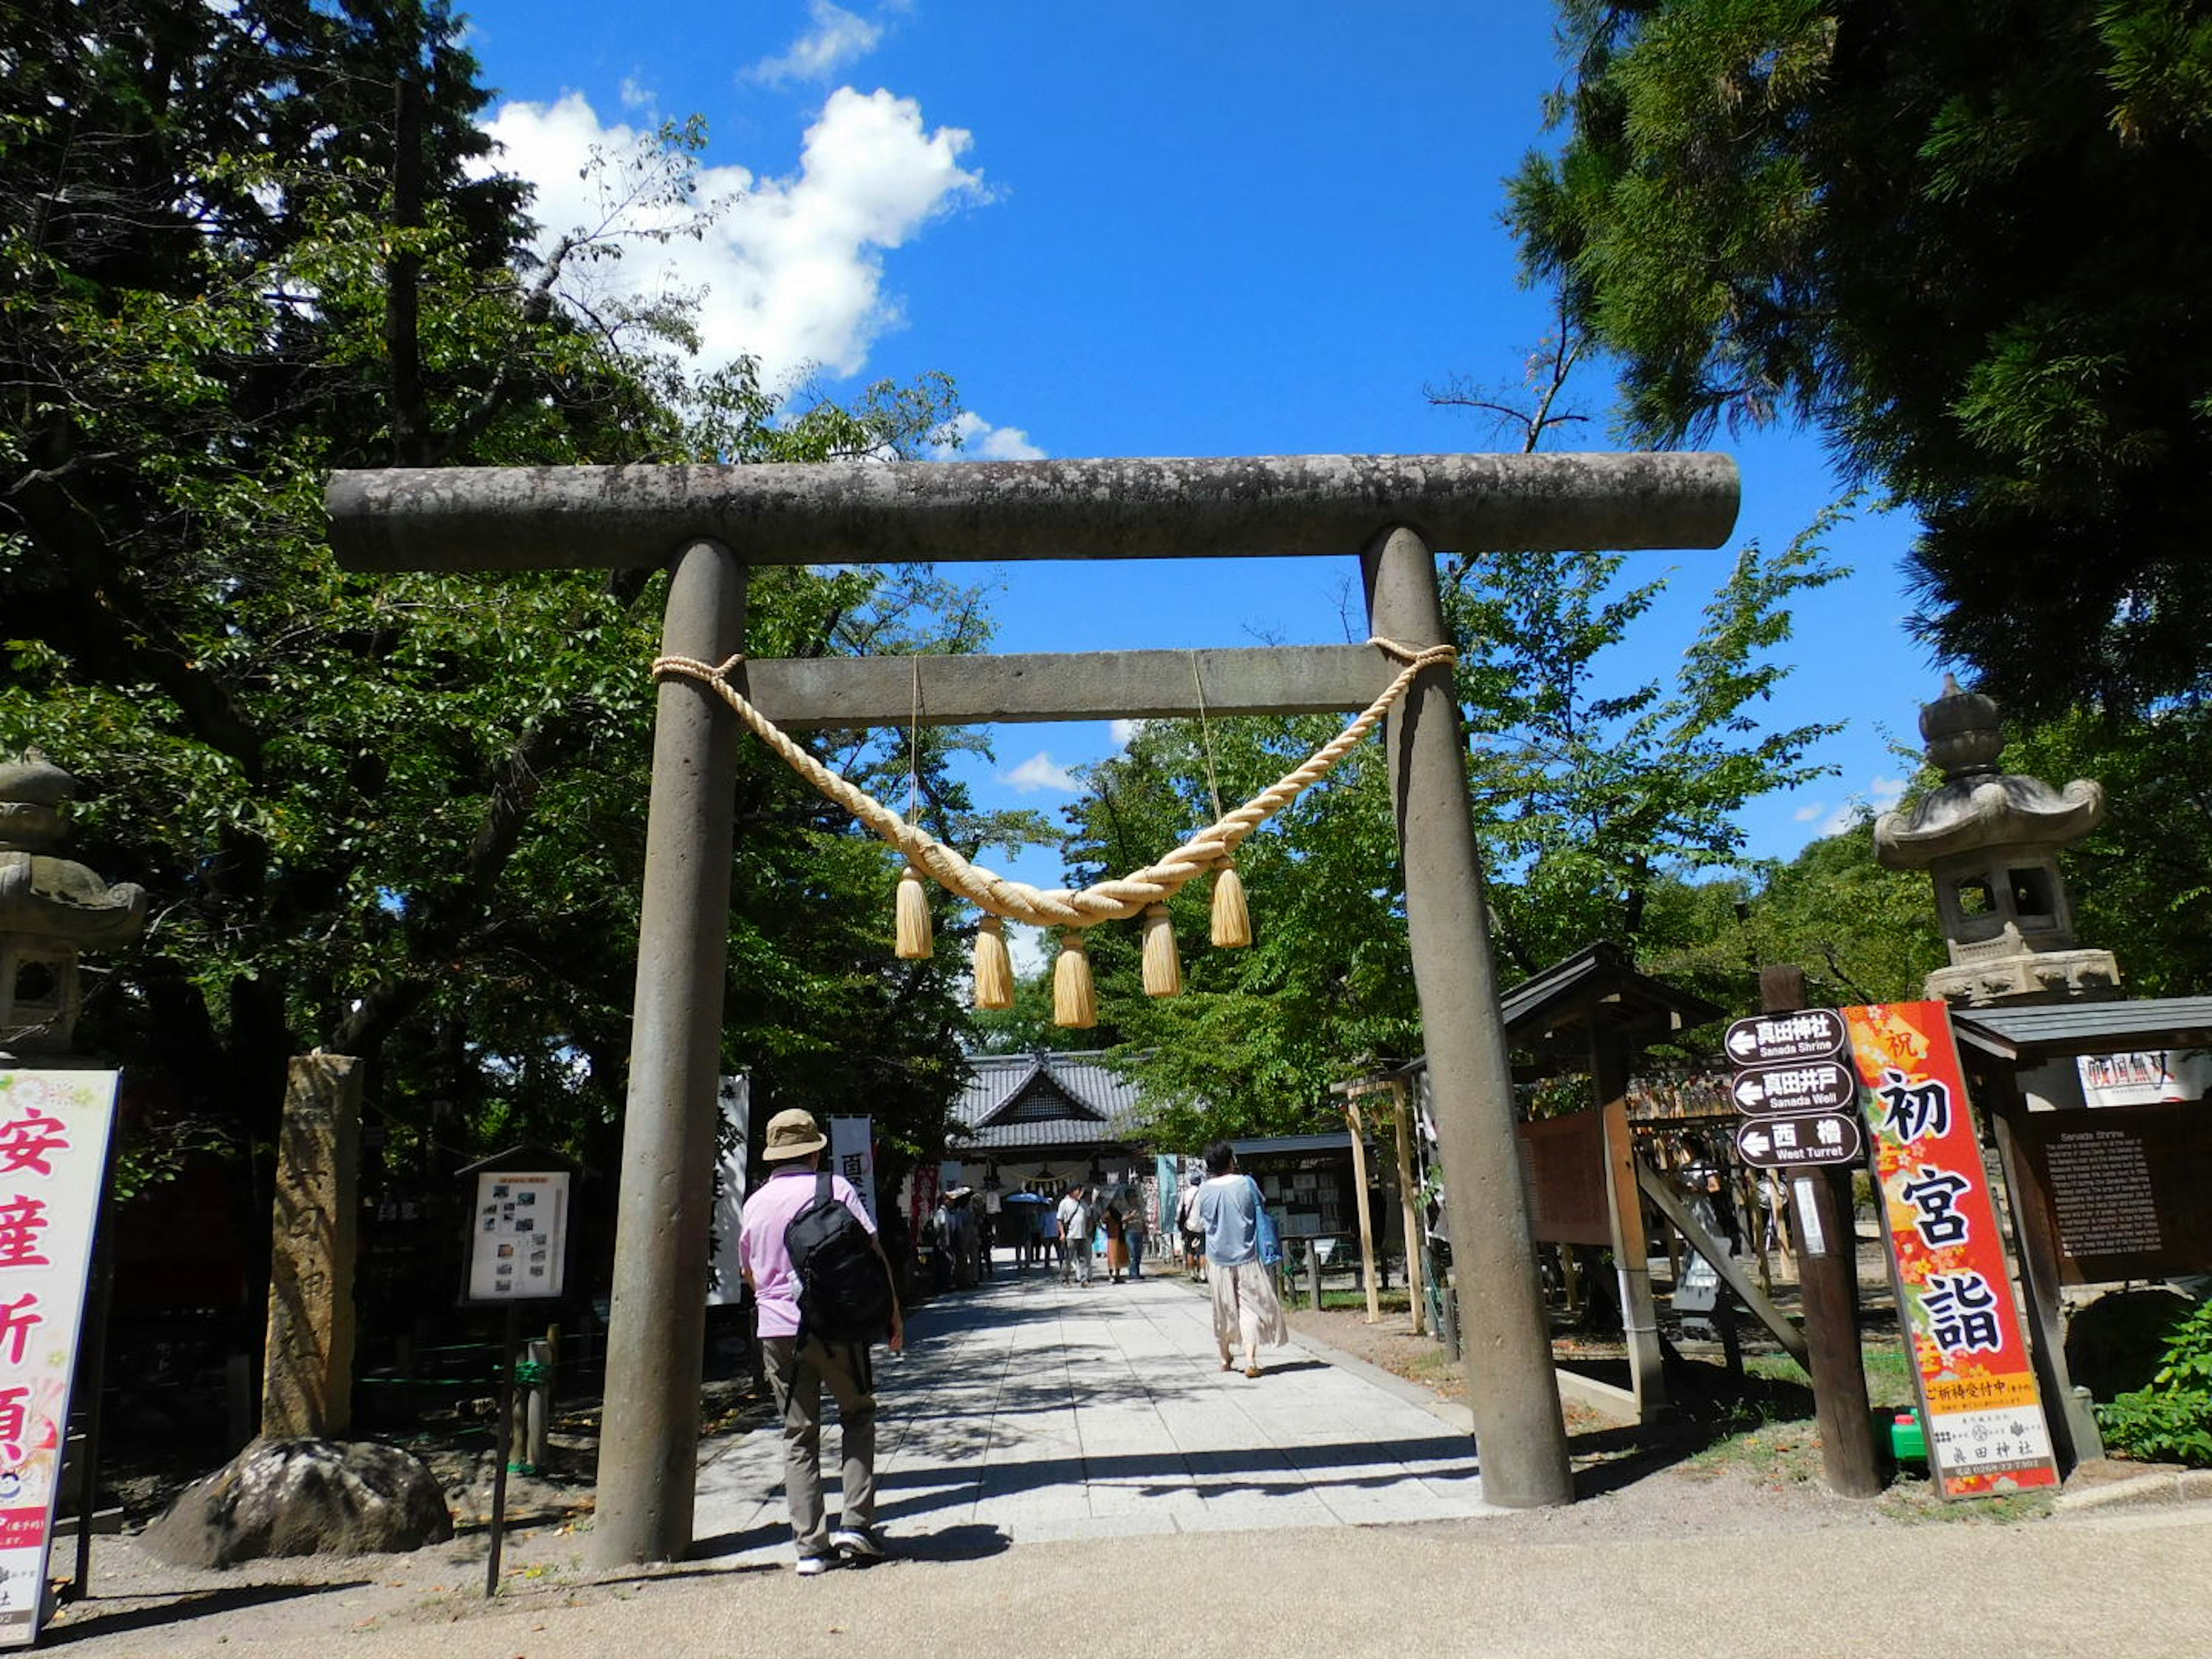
[1843,1002,2059,1498]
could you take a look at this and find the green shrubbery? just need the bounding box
[2095,1297,2212,1467]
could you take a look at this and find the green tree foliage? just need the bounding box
[1651,826,1948,1014]
[2001,696,2212,997]
[1038,529,1842,1142]
[0,1,992,1199]
[1511,1,2212,714]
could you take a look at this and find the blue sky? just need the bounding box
[452,1,1937,931]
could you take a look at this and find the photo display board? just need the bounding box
[466,1170,570,1304]
[1844,1001,2059,1499]
[0,1069,118,1647]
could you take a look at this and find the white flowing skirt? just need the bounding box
[1208,1257,1289,1357]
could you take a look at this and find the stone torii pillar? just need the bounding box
[327,451,1738,1563]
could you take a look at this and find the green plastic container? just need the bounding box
[1890,1410,1927,1465]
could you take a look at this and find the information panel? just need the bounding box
[0,1068,118,1647]
[466,1171,570,1304]
[2010,1104,2212,1284]
[1844,1002,2059,1499]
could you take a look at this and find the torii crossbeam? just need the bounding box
[327,451,1739,1566]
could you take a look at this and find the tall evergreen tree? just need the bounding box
[1510,1,2212,714]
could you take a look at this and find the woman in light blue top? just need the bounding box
[1197,1141,1288,1376]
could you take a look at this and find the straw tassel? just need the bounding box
[1053,930,1097,1029]
[1141,903,1183,997]
[1210,861,1252,948]
[894,863,934,959]
[972,914,1014,1011]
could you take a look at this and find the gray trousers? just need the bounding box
[761,1335,878,1557]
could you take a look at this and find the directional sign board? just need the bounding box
[1735,1111,1865,1170]
[1730,1059,1858,1116]
[1723,1009,1849,1067]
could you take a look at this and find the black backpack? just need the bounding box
[783,1173,895,1346]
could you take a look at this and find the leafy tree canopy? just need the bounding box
[1024,526,1842,1145]
[0,0,1007,1202]
[1511,1,2212,714]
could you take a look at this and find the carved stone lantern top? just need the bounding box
[0,752,147,949]
[1874,677,2105,867]
[1872,682,2116,1006]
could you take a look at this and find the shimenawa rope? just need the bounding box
[650,637,1456,931]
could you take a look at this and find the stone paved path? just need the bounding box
[691,1264,1499,1563]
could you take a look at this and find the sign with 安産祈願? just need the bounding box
[0,1069,118,1648]
[1844,1001,2059,1500]
[466,1171,570,1304]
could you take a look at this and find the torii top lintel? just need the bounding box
[324,452,1739,572]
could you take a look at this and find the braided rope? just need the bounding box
[652,638,1456,930]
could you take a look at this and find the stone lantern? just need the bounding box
[1873,680,2117,1006]
[0,751,148,1055]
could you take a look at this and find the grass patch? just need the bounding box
[1315,1288,1413,1313]
[1744,1345,1916,1408]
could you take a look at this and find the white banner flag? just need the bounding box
[707,1075,750,1306]
[828,1117,876,1228]
[0,1068,116,1647]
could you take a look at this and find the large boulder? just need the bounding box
[139,1438,452,1567]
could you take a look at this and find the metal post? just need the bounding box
[592,540,747,1567]
[486,1306,519,1597]
[1362,526,1573,1509]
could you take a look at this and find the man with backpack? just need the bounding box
[739,1108,904,1576]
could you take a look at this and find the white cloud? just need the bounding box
[481,85,983,387]
[1108,719,1145,748]
[1791,801,1826,824]
[1816,775,1911,838]
[1003,752,1077,794]
[930,410,1047,461]
[618,75,654,113]
[748,0,884,85]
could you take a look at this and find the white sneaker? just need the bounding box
[831,1528,885,1562]
[796,1554,831,1577]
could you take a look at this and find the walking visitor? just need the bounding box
[1058,1184,1095,1285]
[738,1107,905,1576]
[1198,1139,1288,1377]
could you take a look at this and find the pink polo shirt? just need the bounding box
[738,1167,876,1339]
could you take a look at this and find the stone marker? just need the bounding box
[262,1054,361,1441]
[139,1439,450,1567]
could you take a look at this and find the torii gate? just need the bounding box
[327,450,1738,1566]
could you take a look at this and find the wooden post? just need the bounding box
[1592,1019,1666,1417]
[1343,1103,1382,1324]
[1985,1080,2100,1468]
[1389,1081,1427,1336]
[1763,966,1884,1498]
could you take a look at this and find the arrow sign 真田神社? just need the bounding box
[1734,1111,1865,1170]
[1722,1009,1849,1067]
[1730,1059,1858,1115]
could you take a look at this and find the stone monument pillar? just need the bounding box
[1873,679,2118,1006]
[262,1054,362,1440]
